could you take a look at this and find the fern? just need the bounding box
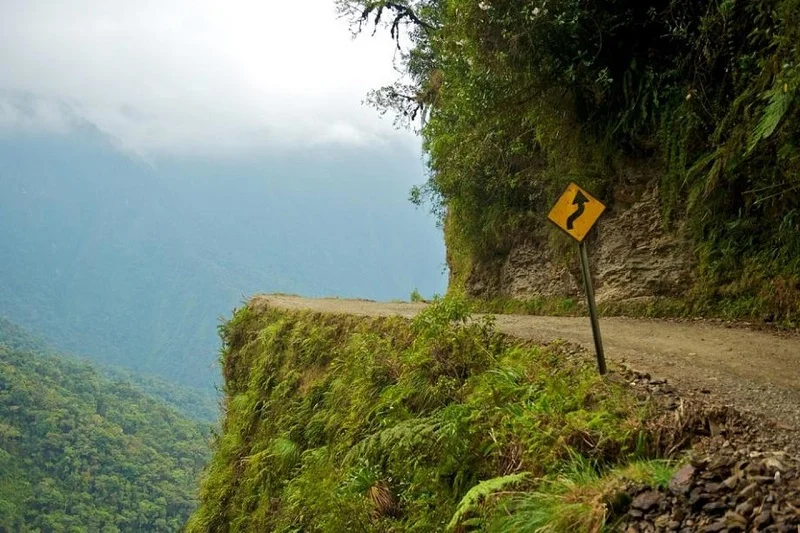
[748,82,795,154]
[345,417,439,465]
[446,473,528,531]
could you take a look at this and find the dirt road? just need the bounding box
[253,294,800,431]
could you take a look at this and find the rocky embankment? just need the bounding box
[618,366,800,532]
[623,448,800,532]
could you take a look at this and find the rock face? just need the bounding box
[593,187,695,303]
[461,184,696,303]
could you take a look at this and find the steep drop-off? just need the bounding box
[189,296,767,531]
[190,296,800,531]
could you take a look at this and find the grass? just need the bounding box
[469,296,583,317]
[486,457,676,532]
[188,296,687,532]
[466,293,799,329]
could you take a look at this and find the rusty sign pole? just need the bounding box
[547,182,608,376]
[578,240,606,375]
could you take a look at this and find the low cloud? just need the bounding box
[0,0,412,157]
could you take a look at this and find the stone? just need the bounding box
[722,475,739,490]
[738,483,758,500]
[734,501,754,517]
[704,521,727,532]
[632,490,663,512]
[764,457,788,472]
[724,511,747,529]
[703,501,728,515]
[654,515,671,528]
[470,185,696,303]
[669,465,696,495]
[753,510,773,529]
[689,488,710,508]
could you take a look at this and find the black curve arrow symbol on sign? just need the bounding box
[566,190,589,230]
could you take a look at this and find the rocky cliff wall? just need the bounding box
[459,184,696,303]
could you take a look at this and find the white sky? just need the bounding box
[0,0,412,157]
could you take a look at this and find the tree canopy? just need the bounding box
[0,327,211,532]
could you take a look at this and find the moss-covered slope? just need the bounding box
[189,297,680,531]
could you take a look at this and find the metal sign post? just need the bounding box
[547,182,608,375]
[578,240,607,374]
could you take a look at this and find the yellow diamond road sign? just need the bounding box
[547,182,606,242]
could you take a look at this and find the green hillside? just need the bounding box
[188,297,680,531]
[0,329,211,532]
[0,317,219,423]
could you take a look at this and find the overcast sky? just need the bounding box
[0,0,411,158]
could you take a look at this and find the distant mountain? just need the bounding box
[0,329,210,531]
[0,131,446,390]
[0,317,219,422]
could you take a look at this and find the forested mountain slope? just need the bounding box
[0,317,219,423]
[0,324,211,532]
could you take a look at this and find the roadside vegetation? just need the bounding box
[189,296,682,531]
[466,295,799,329]
[337,0,800,322]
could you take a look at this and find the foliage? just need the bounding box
[341,0,800,317]
[409,288,425,302]
[0,317,51,353]
[469,296,582,317]
[469,294,798,328]
[446,472,527,531]
[490,457,675,532]
[0,317,220,422]
[189,296,678,531]
[101,367,221,423]
[0,336,211,531]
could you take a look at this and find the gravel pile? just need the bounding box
[621,447,800,532]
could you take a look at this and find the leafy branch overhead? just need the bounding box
[337,0,442,128]
[336,0,438,40]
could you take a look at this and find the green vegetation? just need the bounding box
[189,297,679,531]
[0,317,220,422]
[468,294,798,328]
[101,367,220,423]
[0,325,211,532]
[338,0,800,322]
[470,296,582,317]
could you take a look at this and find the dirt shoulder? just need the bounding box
[251,294,800,434]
